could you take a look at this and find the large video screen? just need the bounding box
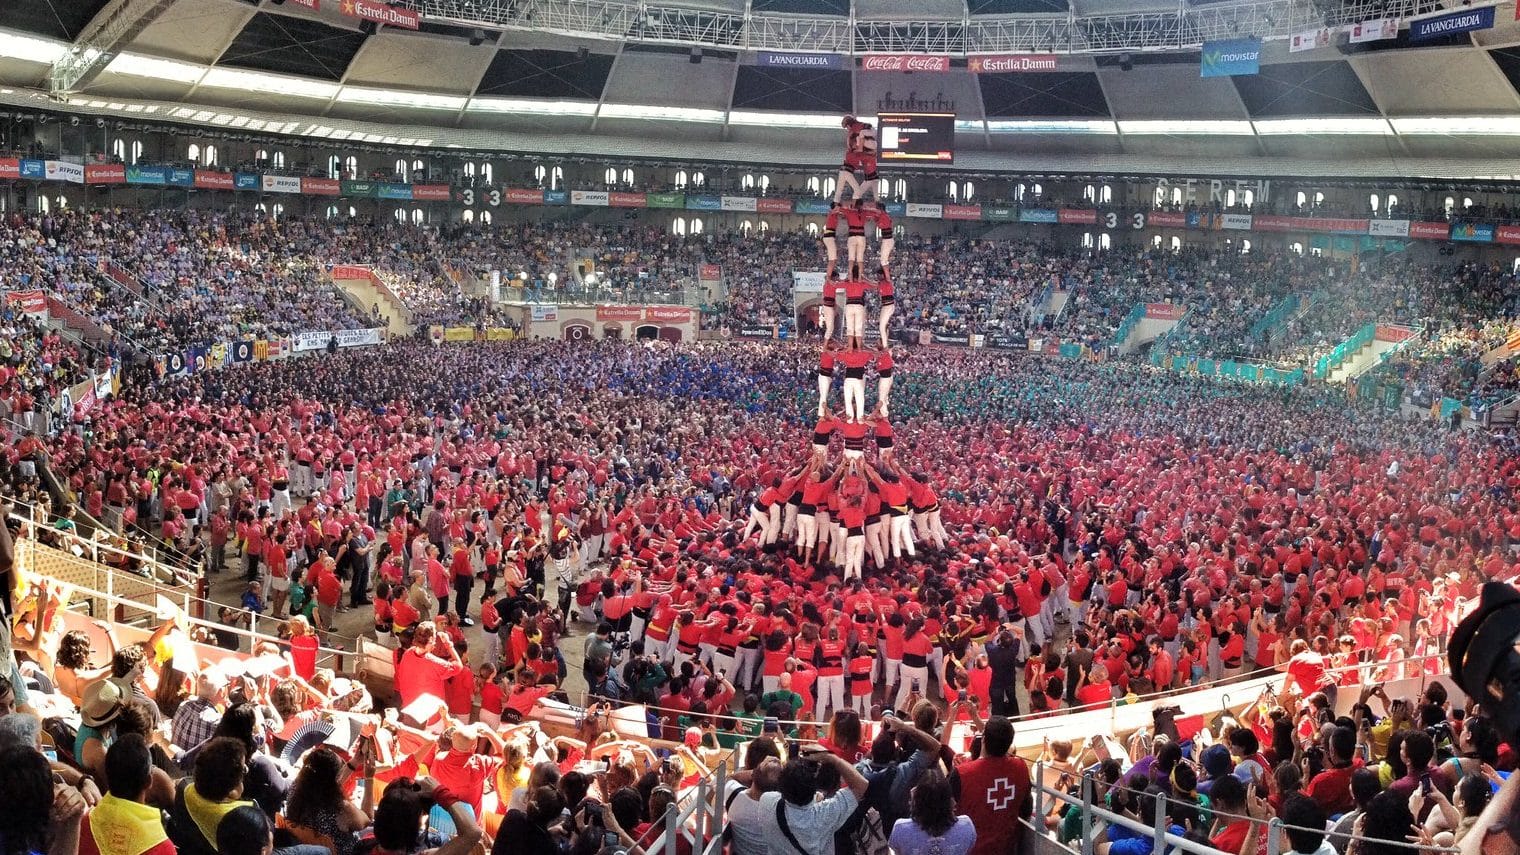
[876,113,955,163]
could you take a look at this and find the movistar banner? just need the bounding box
[794,199,833,215]
[686,195,722,211]
[376,183,413,200]
[1200,37,1262,77]
[1019,209,1059,223]
[127,165,167,185]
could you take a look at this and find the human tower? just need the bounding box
[739,115,949,581]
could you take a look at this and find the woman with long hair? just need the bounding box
[283,747,370,855]
[888,770,975,855]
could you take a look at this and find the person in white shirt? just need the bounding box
[756,746,870,855]
[724,742,784,855]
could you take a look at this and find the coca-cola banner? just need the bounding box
[968,54,1059,73]
[861,54,951,72]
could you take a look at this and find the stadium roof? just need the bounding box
[6,0,1520,177]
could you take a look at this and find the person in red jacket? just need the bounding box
[869,201,894,279]
[816,349,838,418]
[833,115,878,205]
[894,617,934,711]
[821,206,841,282]
[741,476,782,544]
[838,343,872,420]
[841,490,868,581]
[847,643,875,716]
[799,462,843,563]
[866,461,915,560]
[875,348,895,415]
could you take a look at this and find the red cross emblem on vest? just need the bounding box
[987,776,1018,810]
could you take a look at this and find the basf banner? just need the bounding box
[1200,38,1262,77]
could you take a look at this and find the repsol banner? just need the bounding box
[291,328,385,352]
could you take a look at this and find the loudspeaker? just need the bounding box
[1118,52,1133,71]
[577,46,589,61]
[470,29,486,45]
[690,47,702,64]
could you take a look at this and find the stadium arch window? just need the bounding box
[1369,193,1380,213]
[272,151,285,170]
[1290,242,1304,255]
[256,148,268,162]
[535,164,547,186]
[742,174,755,190]
[675,170,689,189]
[551,166,563,190]
[822,177,836,198]
[201,145,217,167]
[1311,247,1323,257]
[1296,191,1306,209]
[1240,239,1251,255]
[1081,232,1093,248]
[130,141,143,165]
[1242,189,1254,208]
[480,163,493,185]
[805,222,817,237]
[411,208,424,224]
[412,159,425,178]
[464,162,476,180]
[480,211,491,225]
[605,167,618,186]
[1169,236,1181,252]
[1444,196,1456,214]
[1170,186,1182,206]
[963,182,975,202]
[328,156,342,179]
[1083,184,1095,203]
[1032,183,1043,198]
[893,178,907,201]
[621,168,634,186]
[805,176,819,195]
[758,221,770,232]
[347,206,356,218]
[1152,235,1162,249]
[111,139,126,161]
[396,159,409,181]
[344,156,358,180]
[1313,191,1324,206]
[740,220,753,235]
[1098,233,1110,250]
[759,175,770,193]
[393,209,405,223]
[672,217,687,236]
[37,195,49,213]
[690,218,704,234]
[1464,197,1474,210]
[1016,183,1026,202]
[187,143,200,162]
[1099,184,1111,204]
[271,203,283,221]
[948,181,959,202]
[893,224,904,237]
[462,210,474,223]
[1226,189,1237,208]
[327,205,340,220]
[256,203,268,215]
[691,171,705,187]
[1386,194,1398,212]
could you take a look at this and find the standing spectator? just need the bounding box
[949,716,1031,855]
[757,749,870,855]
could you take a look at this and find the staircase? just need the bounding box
[1486,392,1520,429]
[1326,337,1400,385]
[329,266,414,335]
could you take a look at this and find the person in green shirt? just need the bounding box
[758,671,803,720]
[287,568,317,624]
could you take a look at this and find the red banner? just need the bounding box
[505,188,544,204]
[1145,303,1186,321]
[1251,215,1292,232]
[84,163,125,184]
[0,158,19,180]
[644,306,693,323]
[757,198,793,214]
[329,265,374,280]
[193,169,233,190]
[1149,211,1186,228]
[338,0,419,29]
[1497,226,1520,246]
[1058,209,1097,225]
[968,54,1059,73]
[1374,325,1416,343]
[1299,217,1369,234]
[1410,221,1451,240]
[412,184,451,201]
[943,204,982,221]
[302,177,340,196]
[699,264,721,281]
[609,192,647,208]
[3,289,47,315]
[861,54,951,72]
[596,305,645,322]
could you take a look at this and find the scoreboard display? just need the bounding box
[876,113,955,163]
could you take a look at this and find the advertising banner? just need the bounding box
[412,184,451,201]
[737,326,776,339]
[756,51,844,70]
[234,173,260,190]
[1220,213,1253,230]
[1409,221,1450,240]
[983,205,1017,222]
[443,327,476,342]
[597,306,645,322]
[571,190,609,206]
[1058,209,1098,225]
[1019,209,1059,224]
[328,265,374,280]
[757,198,794,214]
[1410,6,1493,41]
[529,304,558,322]
[291,328,385,352]
[968,54,1059,73]
[287,0,318,7]
[1495,225,1520,246]
[1200,37,1262,77]
[794,199,832,215]
[341,180,377,198]
[194,170,234,190]
[609,192,646,208]
[1450,221,1495,243]
[686,195,722,211]
[127,165,167,185]
[302,177,341,196]
[721,196,758,212]
[543,190,568,205]
[906,202,943,219]
[1186,212,1216,230]
[1146,303,1187,321]
[792,271,827,296]
[1149,211,1187,228]
[699,264,722,281]
[262,175,302,194]
[1367,219,1411,238]
[645,306,693,323]
[646,192,684,209]
[85,163,125,184]
[376,183,412,200]
[1348,18,1397,42]
[167,168,194,187]
[1308,217,1371,234]
[504,188,544,204]
[19,160,44,179]
[931,332,970,346]
[3,290,48,316]
[0,158,18,180]
[45,160,84,183]
[339,0,419,30]
[1289,27,1331,52]
[884,201,907,217]
[943,204,981,221]
[861,54,951,72]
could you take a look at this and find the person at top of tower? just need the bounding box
[834,115,879,205]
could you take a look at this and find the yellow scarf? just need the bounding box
[89,794,169,855]
[183,785,254,847]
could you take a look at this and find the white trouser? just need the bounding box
[782,503,799,540]
[816,674,845,718]
[877,377,892,418]
[713,651,736,683]
[698,642,717,668]
[584,533,604,565]
[734,646,762,690]
[765,504,782,544]
[852,692,871,717]
[890,514,915,557]
[814,511,832,554]
[818,373,833,415]
[865,521,887,569]
[743,505,771,542]
[832,524,848,566]
[845,534,865,580]
[271,489,292,521]
[895,664,928,711]
[798,514,818,553]
[844,305,866,341]
[843,376,866,419]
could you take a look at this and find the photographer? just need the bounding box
[758,745,870,855]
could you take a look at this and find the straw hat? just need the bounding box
[80,679,126,728]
